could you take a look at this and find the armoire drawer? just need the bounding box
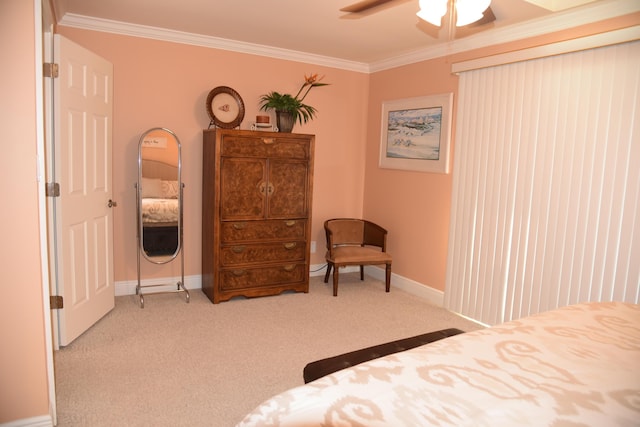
[220,134,310,160]
[220,241,306,266]
[219,263,307,291]
[221,219,307,243]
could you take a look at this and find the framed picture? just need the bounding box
[379,93,453,174]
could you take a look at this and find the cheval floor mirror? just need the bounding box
[135,127,190,308]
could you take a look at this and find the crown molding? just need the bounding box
[58,13,371,73]
[59,0,638,74]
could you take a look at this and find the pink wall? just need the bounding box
[3,2,636,423]
[365,57,459,290]
[0,0,50,422]
[58,27,370,281]
[59,12,639,290]
[364,16,639,292]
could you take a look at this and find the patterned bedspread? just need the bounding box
[237,302,640,426]
[141,198,178,224]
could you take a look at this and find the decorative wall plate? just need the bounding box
[206,86,245,129]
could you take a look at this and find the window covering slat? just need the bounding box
[445,41,640,325]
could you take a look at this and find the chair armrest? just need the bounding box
[324,224,334,254]
[363,220,387,250]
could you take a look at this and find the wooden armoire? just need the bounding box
[202,129,314,303]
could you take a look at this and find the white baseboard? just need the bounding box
[0,415,53,427]
[115,266,444,307]
[364,265,444,306]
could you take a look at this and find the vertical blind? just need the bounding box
[445,41,640,325]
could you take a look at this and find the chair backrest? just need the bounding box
[325,219,365,246]
[325,218,387,250]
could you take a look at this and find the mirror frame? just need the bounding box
[136,127,182,264]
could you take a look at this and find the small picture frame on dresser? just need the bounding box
[250,123,277,132]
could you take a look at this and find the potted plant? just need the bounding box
[259,74,329,133]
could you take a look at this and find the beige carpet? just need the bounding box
[54,273,483,426]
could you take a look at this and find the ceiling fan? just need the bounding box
[340,0,496,28]
[340,0,402,13]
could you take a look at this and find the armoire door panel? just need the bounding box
[268,160,309,218]
[220,157,266,219]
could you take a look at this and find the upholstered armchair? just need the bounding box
[323,218,392,296]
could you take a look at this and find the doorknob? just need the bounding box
[108,199,117,208]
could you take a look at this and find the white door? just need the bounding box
[50,35,115,346]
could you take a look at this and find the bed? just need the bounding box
[140,159,179,256]
[236,301,640,426]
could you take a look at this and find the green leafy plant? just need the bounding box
[259,74,330,125]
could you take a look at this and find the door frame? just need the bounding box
[36,0,57,422]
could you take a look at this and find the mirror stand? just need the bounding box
[134,127,190,308]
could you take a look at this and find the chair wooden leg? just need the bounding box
[385,264,391,292]
[324,263,333,283]
[360,265,364,281]
[333,266,339,296]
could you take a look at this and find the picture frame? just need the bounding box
[379,93,453,174]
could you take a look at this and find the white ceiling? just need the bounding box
[53,0,634,71]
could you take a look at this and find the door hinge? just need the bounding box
[43,62,59,78]
[46,182,60,197]
[50,295,64,309]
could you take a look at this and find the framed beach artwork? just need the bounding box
[379,93,453,174]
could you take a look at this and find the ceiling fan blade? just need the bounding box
[340,0,396,13]
[464,6,496,27]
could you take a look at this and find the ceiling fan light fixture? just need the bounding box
[455,0,492,26]
[416,0,448,26]
[417,0,492,27]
